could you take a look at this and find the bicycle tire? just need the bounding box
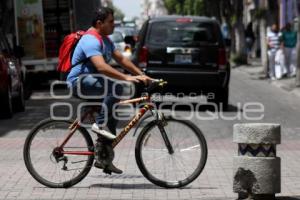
[135,116,207,188]
[23,118,94,188]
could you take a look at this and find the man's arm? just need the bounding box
[90,55,141,83]
[112,50,144,75]
[267,36,272,49]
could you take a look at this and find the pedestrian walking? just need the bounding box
[281,22,297,77]
[245,22,255,59]
[267,24,282,80]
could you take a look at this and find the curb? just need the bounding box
[269,80,300,98]
[291,88,300,98]
[235,65,300,98]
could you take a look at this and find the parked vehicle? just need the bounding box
[122,19,137,29]
[133,16,231,110]
[115,27,138,37]
[13,0,100,75]
[114,27,139,49]
[0,30,25,118]
[108,27,140,68]
[108,31,133,67]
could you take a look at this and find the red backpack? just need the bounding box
[57,29,104,73]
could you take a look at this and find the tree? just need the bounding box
[183,0,193,15]
[163,0,205,15]
[164,0,177,14]
[233,0,247,62]
[257,1,268,77]
[203,0,221,21]
[193,0,204,16]
[113,6,125,20]
[102,0,125,20]
[215,0,246,64]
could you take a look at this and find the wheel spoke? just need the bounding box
[137,118,207,188]
[24,120,94,188]
[180,145,200,152]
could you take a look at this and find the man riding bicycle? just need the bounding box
[67,7,152,174]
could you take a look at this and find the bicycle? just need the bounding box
[23,79,208,188]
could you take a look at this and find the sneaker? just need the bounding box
[92,123,116,140]
[94,161,123,174]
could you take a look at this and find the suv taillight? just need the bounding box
[138,46,148,69]
[218,48,227,70]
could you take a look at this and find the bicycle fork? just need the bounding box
[152,110,174,155]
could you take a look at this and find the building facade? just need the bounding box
[279,0,298,29]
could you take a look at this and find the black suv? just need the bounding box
[133,16,230,109]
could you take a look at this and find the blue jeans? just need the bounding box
[73,74,123,135]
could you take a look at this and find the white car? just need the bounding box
[109,31,132,67]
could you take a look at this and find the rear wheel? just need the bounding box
[135,116,207,188]
[23,119,94,188]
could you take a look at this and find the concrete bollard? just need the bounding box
[233,123,281,200]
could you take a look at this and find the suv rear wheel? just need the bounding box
[207,87,229,111]
[217,87,229,111]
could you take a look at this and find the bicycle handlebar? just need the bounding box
[145,79,168,94]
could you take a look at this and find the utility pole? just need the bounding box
[178,0,184,15]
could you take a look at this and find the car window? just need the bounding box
[109,31,124,43]
[147,21,219,46]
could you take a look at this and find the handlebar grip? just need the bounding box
[135,79,167,95]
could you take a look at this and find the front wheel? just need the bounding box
[135,116,207,188]
[23,119,94,188]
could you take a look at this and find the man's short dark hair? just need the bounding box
[92,7,114,27]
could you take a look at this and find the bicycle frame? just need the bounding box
[58,96,154,156]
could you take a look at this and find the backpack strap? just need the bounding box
[70,30,105,68]
[85,29,114,50]
[85,29,104,50]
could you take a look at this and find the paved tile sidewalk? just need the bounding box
[1,131,300,200]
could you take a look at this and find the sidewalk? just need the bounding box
[235,58,300,98]
[1,134,300,199]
